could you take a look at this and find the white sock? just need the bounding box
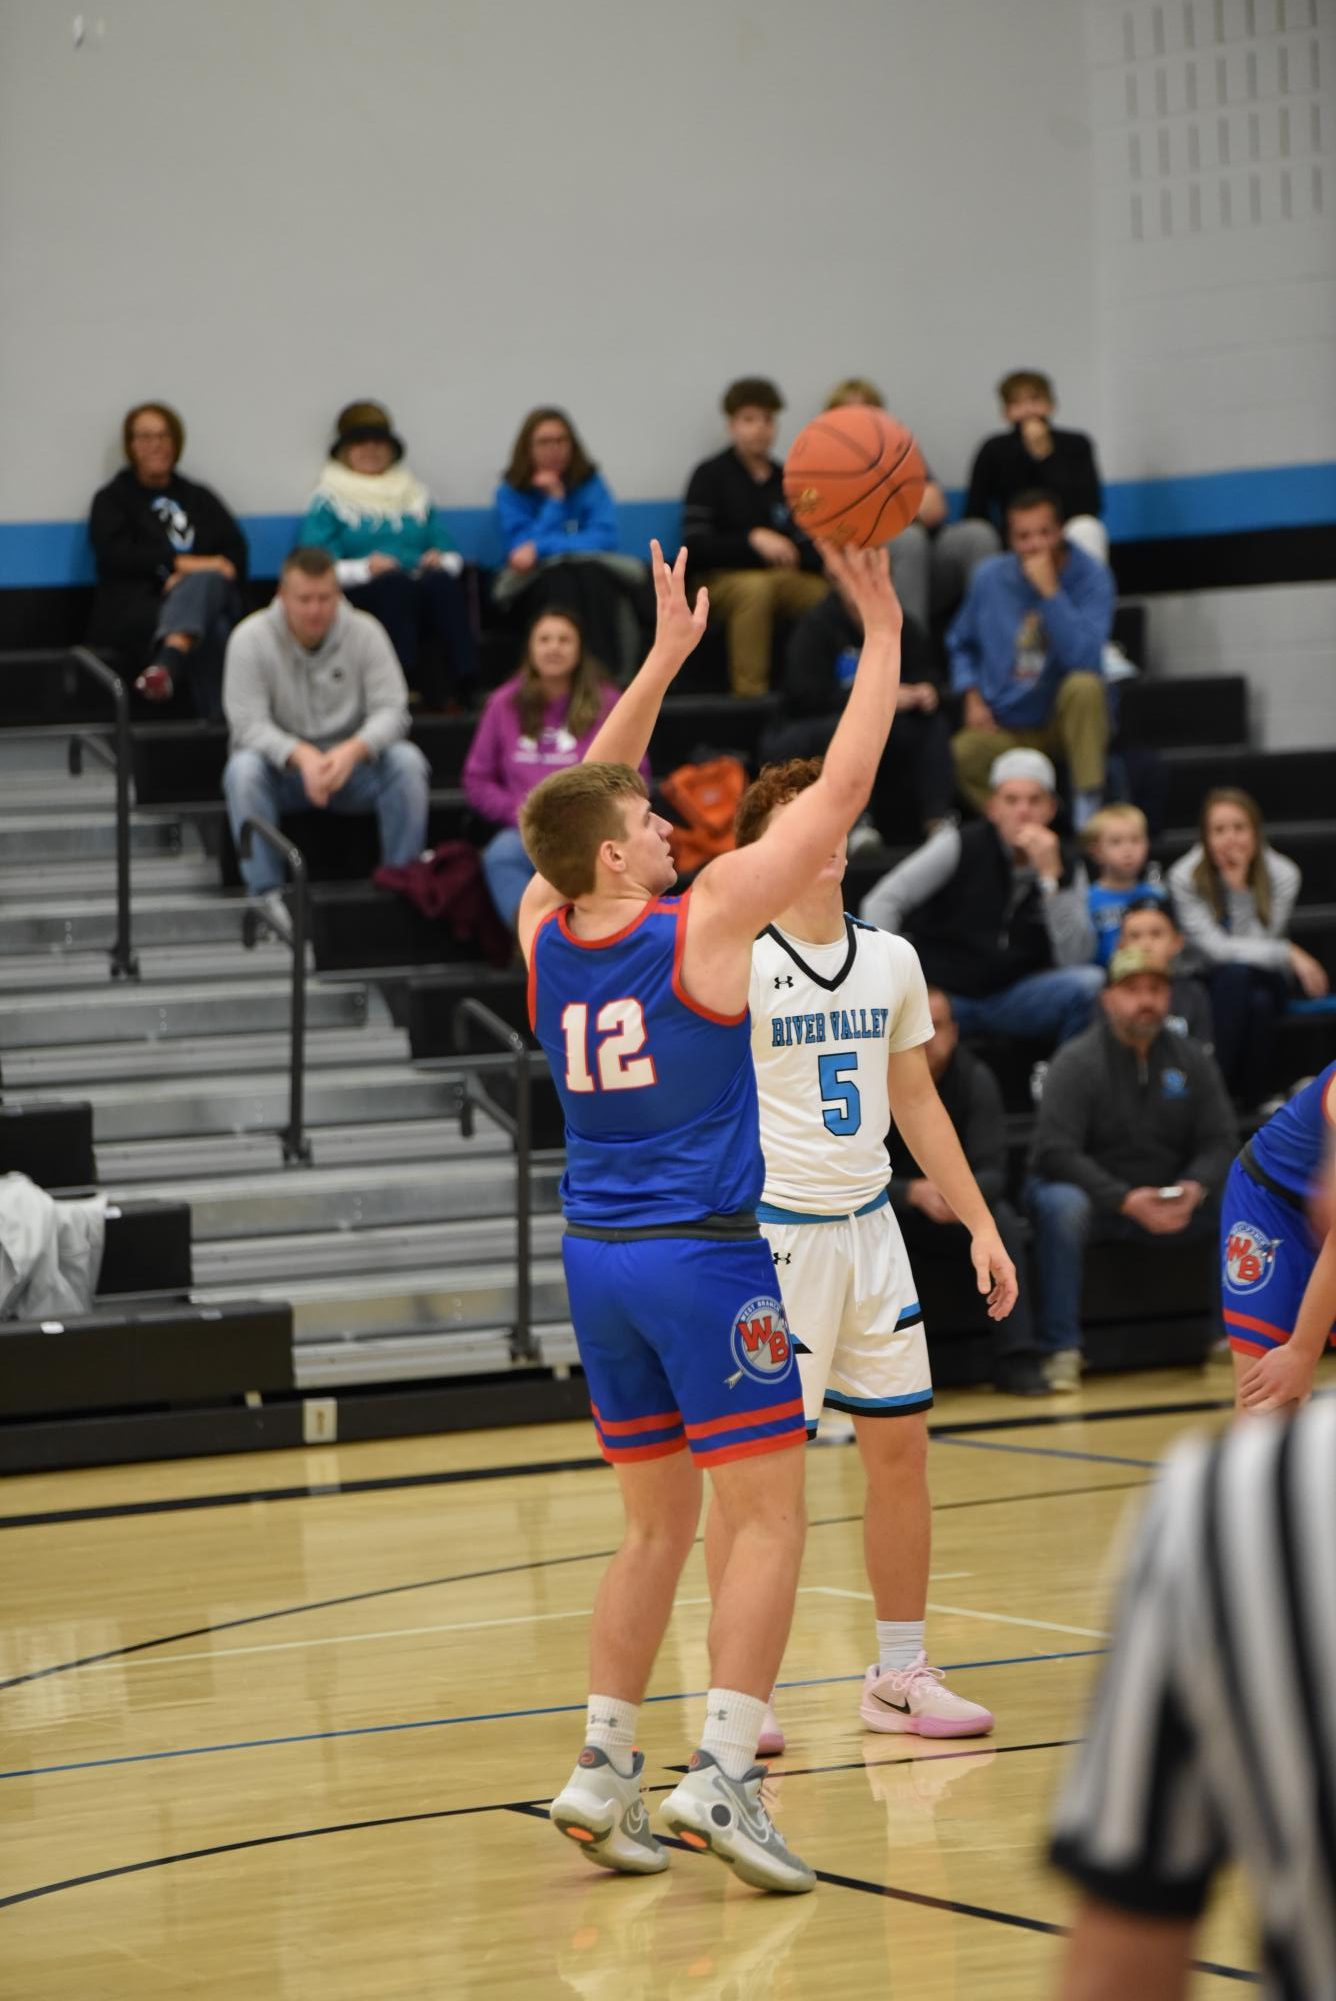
[876,1619,926,1675]
[699,1688,767,1780]
[584,1694,637,1775]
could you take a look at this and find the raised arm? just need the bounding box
[681,545,902,1010]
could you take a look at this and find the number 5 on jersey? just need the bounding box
[562,1000,658,1093]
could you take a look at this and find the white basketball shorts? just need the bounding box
[758,1192,933,1429]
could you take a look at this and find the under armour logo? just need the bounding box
[772,1249,792,1266]
[774,975,794,989]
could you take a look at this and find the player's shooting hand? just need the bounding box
[648,539,708,670]
[1238,1341,1316,1415]
[971,1228,1019,1320]
[817,541,902,637]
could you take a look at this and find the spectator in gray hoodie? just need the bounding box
[222,546,430,933]
[1025,945,1237,1390]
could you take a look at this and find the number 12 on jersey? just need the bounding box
[562,1000,658,1093]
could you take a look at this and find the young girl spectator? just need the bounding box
[492,408,646,674]
[1083,803,1163,966]
[1168,788,1328,1103]
[461,610,648,927]
[301,401,476,708]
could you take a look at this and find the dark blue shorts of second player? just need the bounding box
[562,1232,808,1468]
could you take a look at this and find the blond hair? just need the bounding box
[1081,802,1148,856]
[518,763,648,900]
[824,377,885,410]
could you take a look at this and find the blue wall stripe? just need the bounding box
[1,464,1332,591]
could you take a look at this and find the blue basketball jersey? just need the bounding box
[1247,1061,1336,1203]
[528,891,764,1228]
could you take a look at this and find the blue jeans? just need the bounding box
[153,569,242,721]
[1025,1176,1218,1353]
[223,742,430,896]
[481,824,535,928]
[948,966,1104,1047]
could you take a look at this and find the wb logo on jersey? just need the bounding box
[727,1295,793,1384]
[1224,1220,1281,1294]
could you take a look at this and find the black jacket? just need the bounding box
[681,447,821,574]
[781,590,936,720]
[964,426,1102,532]
[87,468,248,656]
[888,1044,1007,1211]
[905,821,1081,999]
[1028,1019,1238,1213]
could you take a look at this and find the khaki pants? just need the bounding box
[704,568,829,697]
[951,671,1109,812]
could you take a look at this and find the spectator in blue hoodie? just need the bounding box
[947,488,1114,827]
[492,407,646,675]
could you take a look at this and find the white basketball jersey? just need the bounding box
[748,917,933,1215]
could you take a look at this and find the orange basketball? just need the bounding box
[783,406,926,548]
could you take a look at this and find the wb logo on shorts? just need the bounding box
[1224,1220,1281,1294]
[729,1295,793,1383]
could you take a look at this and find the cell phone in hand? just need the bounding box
[1157,1186,1184,1201]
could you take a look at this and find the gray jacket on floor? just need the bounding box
[223,600,410,769]
[0,1173,106,1321]
[1028,1020,1237,1214]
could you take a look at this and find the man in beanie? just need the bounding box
[1025,944,1237,1389]
[860,748,1104,1047]
[298,400,476,708]
[947,488,1114,826]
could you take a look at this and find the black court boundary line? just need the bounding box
[0,1396,1227,1533]
[0,1482,1148,1695]
[0,1768,1258,1980]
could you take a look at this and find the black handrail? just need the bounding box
[65,647,137,980]
[453,999,535,1363]
[238,816,312,1166]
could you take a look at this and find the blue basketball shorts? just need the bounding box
[561,1232,807,1467]
[1219,1158,1335,1355]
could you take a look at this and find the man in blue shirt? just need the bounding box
[947,489,1114,827]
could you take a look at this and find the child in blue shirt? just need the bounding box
[1084,803,1163,966]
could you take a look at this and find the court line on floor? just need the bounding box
[0,1647,1105,1782]
[0,1397,1225,1533]
[0,1480,1146,1694]
[804,1587,1109,1640]
[0,1775,1254,1987]
[935,1436,1156,1470]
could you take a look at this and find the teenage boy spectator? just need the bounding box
[947,490,1114,824]
[860,748,1103,1046]
[964,370,1106,563]
[222,548,430,939]
[87,400,247,718]
[1082,804,1163,966]
[824,377,999,630]
[682,378,827,696]
[888,987,1047,1396]
[1118,896,1214,1046]
[1025,946,1237,1389]
[765,579,954,839]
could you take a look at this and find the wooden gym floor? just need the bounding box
[6,1354,1313,1998]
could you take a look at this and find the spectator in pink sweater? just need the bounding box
[462,610,648,926]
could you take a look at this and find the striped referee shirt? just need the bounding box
[1051,1396,1336,1999]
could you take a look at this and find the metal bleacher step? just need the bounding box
[292,1319,579,1390]
[0,940,320,993]
[110,1150,564,1239]
[0,810,183,861]
[0,976,369,1048]
[0,850,219,897]
[0,891,254,954]
[97,1114,503,1185]
[12,1063,470,1142]
[193,1212,566,1287]
[197,1254,570,1344]
[3,1023,403,1089]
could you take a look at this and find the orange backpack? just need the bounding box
[659,756,748,874]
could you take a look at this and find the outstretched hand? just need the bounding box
[971,1228,1019,1321]
[649,539,709,670]
[1238,1342,1316,1414]
[817,541,902,635]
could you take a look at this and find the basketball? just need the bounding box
[783,406,926,547]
